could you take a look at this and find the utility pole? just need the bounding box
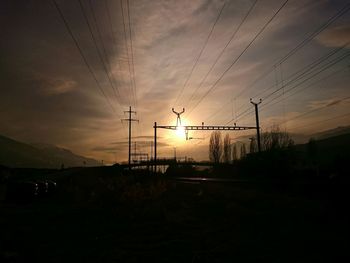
[250,98,262,153]
[154,122,157,172]
[122,106,138,170]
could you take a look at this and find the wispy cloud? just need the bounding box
[43,79,77,95]
[308,97,350,109]
[316,25,350,48]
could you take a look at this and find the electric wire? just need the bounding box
[254,42,348,99]
[126,0,143,142]
[209,15,350,123]
[184,0,258,109]
[172,0,227,107]
[275,95,350,127]
[120,0,136,107]
[104,0,117,46]
[52,0,116,114]
[126,0,138,110]
[233,2,350,100]
[186,0,289,118]
[88,0,122,103]
[262,50,350,100]
[230,49,350,124]
[260,65,350,117]
[104,0,130,108]
[188,2,350,153]
[288,112,350,131]
[78,0,122,108]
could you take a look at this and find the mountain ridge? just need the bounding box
[0,134,100,169]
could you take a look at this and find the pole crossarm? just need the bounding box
[154,125,256,131]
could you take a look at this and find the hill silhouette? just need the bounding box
[295,131,350,170]
[0,135,100,169]
[310,125,350,140]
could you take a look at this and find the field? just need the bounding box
[0,167,349,262]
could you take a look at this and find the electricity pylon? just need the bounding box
[122,106,138,170]
[172,108,185,126]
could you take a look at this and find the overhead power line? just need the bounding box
[126,0,138,110]
[126,0,143,142]
[254,43,349,99]
[211,4,350,123]
[234,1,350,100]
[259,64,350,116]
[88,0,122,102]
[185,0,258,109]
[230,46,350,125]
[262,51,350,101]
[173,0,227,107]
[120,0,136,107]
[190,0,259,124]
[231,52,350,124]
[288,112,350,131]
[104,0,117,47]
[52,0,116,113]
[272,95,350,128]
[279,2,350,65]
[187,0,289,117]
[78,0,122,109]
[104,0,130,109]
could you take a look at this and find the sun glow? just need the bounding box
[175,125,186,139]
[173,118,189,141]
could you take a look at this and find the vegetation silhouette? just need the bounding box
[1,131,350,262]
[209,131,223,163]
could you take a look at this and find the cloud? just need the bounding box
[316,25,350,48]
[308,97,350,109]
[30,73,78,96]
[44,79,77,95]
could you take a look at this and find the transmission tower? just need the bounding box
[122,106,138,170]
[172,108,185,126]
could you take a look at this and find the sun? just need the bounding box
[175,125,186,139]
[173,118,188,141]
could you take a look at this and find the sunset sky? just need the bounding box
[1,0,349,163]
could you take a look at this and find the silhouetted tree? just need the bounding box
[209,131,223,163]
[232,144,238,161]
[240,144,247,159]
[261,126,294,151]
[223,134,231,163]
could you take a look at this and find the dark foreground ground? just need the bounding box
[0,166,349,262]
